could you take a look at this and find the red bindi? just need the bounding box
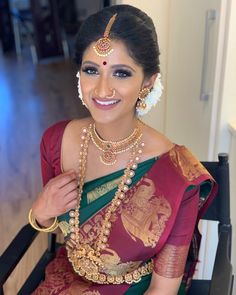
[103,61,107,65]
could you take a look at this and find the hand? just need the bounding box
[32,170,78,225]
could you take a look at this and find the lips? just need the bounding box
[94,98,119,105]
[92,97,121,109]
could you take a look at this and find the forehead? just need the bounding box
[82,39,141,69]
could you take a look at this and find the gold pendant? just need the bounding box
[67,242,103,276]
[100,149,117,165]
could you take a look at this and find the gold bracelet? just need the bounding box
[28,209,59,232]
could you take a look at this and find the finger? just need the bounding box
[54,171,77,188]
[64,190,78,204]
[65,198,77,212]
[60,180,78,197]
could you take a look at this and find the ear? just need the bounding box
[142,73,158,89]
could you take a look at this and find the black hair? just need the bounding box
[74,5,160,78]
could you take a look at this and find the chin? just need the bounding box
[89,110,134,126]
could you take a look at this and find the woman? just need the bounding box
[29,5,217,295]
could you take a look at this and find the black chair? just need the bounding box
[0,154,234,295]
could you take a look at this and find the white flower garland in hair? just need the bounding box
[136,73,163,117]
[76,71,82,98]
[76,71,88,107]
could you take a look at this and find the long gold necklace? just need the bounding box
[66,124,153,284]
[90,123,142,165]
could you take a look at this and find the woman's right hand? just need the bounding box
[31,170,78,226]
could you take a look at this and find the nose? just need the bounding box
[94,75,114,99]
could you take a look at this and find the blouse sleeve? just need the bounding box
[153,185,200,278]
[40,132,55,186]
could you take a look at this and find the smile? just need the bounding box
[93,99,120,106]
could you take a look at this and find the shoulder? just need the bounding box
[41,120,70,143]
[140,121,174,159]
[41,117,91,144]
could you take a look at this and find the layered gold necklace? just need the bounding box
[66,123,154,284]
[90,123,142,165]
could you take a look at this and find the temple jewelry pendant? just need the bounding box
[100,148,117,165]
[67,243,103,276]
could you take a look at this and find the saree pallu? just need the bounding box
[33,121,218,295]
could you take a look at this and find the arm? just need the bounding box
[144,273,182,295]
[31,127,78,229]
[145,186,200,295]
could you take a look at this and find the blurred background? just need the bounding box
[0,0,235,294]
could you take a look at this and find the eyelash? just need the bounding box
[81,67,132,78]
[114,70,132,78]
[81,67,98,75]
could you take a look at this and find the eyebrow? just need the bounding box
[82,61,136,72]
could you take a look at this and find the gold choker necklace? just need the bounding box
[90,123,142,165]
[66,124,153,284]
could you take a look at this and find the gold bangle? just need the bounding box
[28,209,59,232]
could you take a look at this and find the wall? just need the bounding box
[215,0,236,155]
[229,123,236,295]
[215,1,236,285]
[75,0,104,21]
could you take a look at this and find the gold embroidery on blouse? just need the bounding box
[121,178,172,248]
[154,244,189,278]
[87,177,123,203]
[170,146,208,181]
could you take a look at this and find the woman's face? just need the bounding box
[79,40,154,125]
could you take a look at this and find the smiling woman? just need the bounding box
[79,40,156,126]
[28,4,217,295]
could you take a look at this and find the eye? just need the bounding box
[113,69,132,78]
[81,66,98,75]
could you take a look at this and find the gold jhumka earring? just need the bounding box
[136,87,150,111]
[93,13,117,57]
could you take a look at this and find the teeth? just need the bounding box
[95,99,118,106]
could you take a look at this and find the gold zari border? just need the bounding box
[154,244,189,278]
[75,260,153,284]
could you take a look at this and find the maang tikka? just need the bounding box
[93,13,117,57]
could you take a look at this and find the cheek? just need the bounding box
[118,84,140,102]
[80,76,94,96]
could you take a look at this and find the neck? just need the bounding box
[94,116,139,142]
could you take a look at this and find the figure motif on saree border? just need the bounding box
[87,177,123,203]
[121,178,172,248]
[99,248,142,275]
[170,146,208,181]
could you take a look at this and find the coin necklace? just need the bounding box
[66,123,148,283]
[90,123,142,166]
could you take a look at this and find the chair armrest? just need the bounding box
[209,227,233,295]
[0,224,38,286]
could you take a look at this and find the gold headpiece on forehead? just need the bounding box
[93,13,117,57]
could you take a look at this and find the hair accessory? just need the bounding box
[76,71,88,108]
[136,73,163,117]
[28,209,58,232]
[93,13,117,57]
